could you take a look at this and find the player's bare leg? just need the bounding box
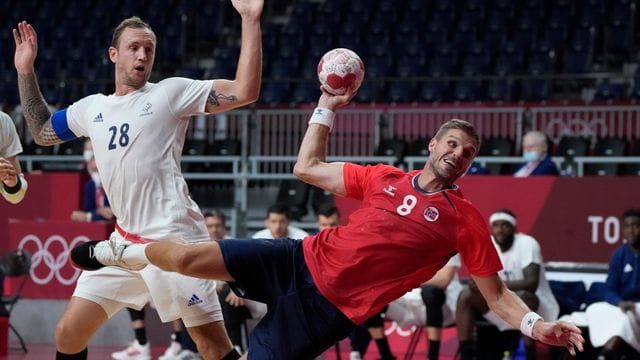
[186,320,235,360]
[55,297,108,355]
[145,241,235,281]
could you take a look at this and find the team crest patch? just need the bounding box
[423,206,439,222]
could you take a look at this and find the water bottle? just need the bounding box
[502,350,511,360]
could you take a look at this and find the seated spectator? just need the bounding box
[252,203,309,239]
[387,255,463,360]
[456,209,559,360]
[514,131,559,177]
[586,209,640,360]
[70,139,114,222]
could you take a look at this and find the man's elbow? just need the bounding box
[293,162,308,180]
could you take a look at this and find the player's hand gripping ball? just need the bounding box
[317,48,365,95]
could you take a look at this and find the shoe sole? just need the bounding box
[70,240,107,271]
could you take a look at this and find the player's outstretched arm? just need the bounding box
[204,0,263,114]
[13,21,61,146]
[473,273,585,355]
[293,88,356,196]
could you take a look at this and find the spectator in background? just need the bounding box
[386,255,463,360]
[0,110,28,204]
[252,203,309,239]
[586,209,640,360]
[71,139,114,222]
[514,131,559,177]
[456,209,559,360]
[315,202,341,231]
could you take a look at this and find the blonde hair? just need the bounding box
[111,16,154,48]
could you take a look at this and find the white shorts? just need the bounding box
[73,261,222,327]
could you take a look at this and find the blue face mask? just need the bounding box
[523,150,540,163]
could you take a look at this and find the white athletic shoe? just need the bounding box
[111,340,151,360]
[158,341,183,360]
[71,237,147,271]
[349,351,363,360]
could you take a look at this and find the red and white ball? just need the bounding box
[317,48,365,95]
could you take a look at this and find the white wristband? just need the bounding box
[520,311,543,339]
[308,107,335,132]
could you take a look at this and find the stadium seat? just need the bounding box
[406,138,430,157]
[419,81,450,103]
[549,280,587,316]
[453,81,482,102]
[260,82,290,104]
[594,80,628,100]
[291,82,319,104]
[485,80,516,102]
[276,179,310,221]
[557,137,590,157]
[585,137,627,176]
[521,80,550,101]
[375,139,407,164]
[388,81,418,103]
[479,137,514,174]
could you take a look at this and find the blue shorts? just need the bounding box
[218,238,355,359]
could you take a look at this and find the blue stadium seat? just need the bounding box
[387,81,418,103]
[564,49,592,73]
[594,80,628,100]
[419,81,450,103]
[291,82,319,104]
[485,80,516,102]
[260,82,290,104]
[521,80,550,101]
[355,81,386,103]
[453,81,482,102]
[460,57,489,77]
[428,56,456,77]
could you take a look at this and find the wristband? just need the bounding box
[520,311,543,339]
[308,107,335,132]
[1,173,28,204]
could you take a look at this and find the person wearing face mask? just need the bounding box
[514,131,559,177]
[70,139,114,222]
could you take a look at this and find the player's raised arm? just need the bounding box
[13,21,61,146]
[204,0,263,114]
[293,88,356,197]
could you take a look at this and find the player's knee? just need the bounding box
[420,284,446,307]
[55,320,80,350]
[457,287,472,308]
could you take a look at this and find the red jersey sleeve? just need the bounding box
[343,163,398,201]
[456,201,503,276]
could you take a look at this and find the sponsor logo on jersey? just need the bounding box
[140,102,154,117]
[93,113,104,122]
[423,206,439,222]
[187,294,203,306]
[383,185,397,196]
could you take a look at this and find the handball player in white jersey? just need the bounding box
[13,1,263,359]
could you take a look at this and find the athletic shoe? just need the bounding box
[158,341,183,360]
[111,340,151,360]
[349,351,362,360]
[71,238,147,271]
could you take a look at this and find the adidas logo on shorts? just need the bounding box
[187,294,203,307]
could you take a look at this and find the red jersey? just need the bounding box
[302,163,502,324]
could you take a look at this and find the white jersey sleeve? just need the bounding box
[0,112,23,157]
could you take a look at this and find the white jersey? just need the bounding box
[485,233,559,329]
[252,226,309,240]
[0,111,22,158]
[53,78,213,242]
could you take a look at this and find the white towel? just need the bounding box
[586,301,640,352]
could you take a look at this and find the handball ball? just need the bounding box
[317,48,365,95]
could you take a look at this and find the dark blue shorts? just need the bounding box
[218,238,355,359]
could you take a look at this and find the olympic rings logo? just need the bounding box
[18,234,90,286]
[384,321,417,337]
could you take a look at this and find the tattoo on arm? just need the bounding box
[207,90,237,107]
[17,73,61,145]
